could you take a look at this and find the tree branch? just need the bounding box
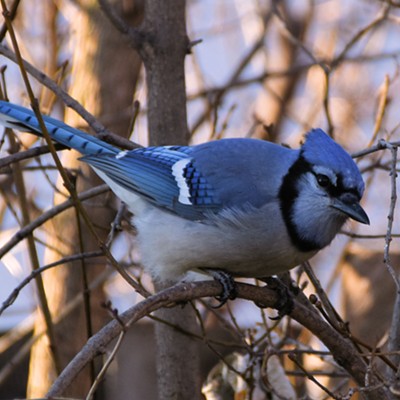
[47,281,389,399]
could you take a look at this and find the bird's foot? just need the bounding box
[259,276,295,319]
[204,268,237,308]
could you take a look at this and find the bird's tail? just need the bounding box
[0,101,118,156]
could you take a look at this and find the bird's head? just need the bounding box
[279,129,369,252]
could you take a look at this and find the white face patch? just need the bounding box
[116,150,129,159]
[171,158,193,205]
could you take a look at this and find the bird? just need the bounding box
[0,101,369,303]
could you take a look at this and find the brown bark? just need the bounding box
[141,0,190,146]
[47,281,391,400]
[26,1,143,397]
[138,1,201,398]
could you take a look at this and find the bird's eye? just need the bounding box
[316,174,331,188]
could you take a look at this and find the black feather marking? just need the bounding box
[181,161,219,206]
[81,141,88,149]
[279,155,320,252]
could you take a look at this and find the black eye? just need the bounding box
[316,174,331,188]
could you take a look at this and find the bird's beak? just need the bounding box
[330,193,370,225]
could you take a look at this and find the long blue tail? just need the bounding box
[0,101,118,156]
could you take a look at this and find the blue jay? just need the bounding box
[0,101,369,301]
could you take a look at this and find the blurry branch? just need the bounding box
[0,44,137,150]
[369,75,390,147]
[190,11,273,135]
[98,0,146,50]
[47,281,390,399]
[272,2,327,72]
[6,136,61,373]
[186,1,395,138]
[0,266,114,386]
[0,143,64,170]
[322,72,334,137]
[272,1,335,135]
[0,251,104,316]
[188,51,400,102]
[287,352,338,399]
[331,4,390,69]
[187,63,313,100]
[0,0,20,40]
[3,15,142,296]
[0,0,61,367]
[0,184,109,259]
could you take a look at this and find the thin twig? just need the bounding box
[331,5,390,69]
[0,267,113,386]
[288,352,340,399]
[190,10,273,134]
[0,184,109,259]
[272,2,328,73]
[383,145,399,289]
[0,43,137,149]
[46,281,389,398]
[1,2,61,372]
[86,330,125,400]
[0,143,65,169]
[0,251,103,316]
[386,145,400,374]
[86,301,127,400]
[368,74,390,147]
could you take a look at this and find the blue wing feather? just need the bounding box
[1,102,298,220]
[0,101,118,156]
[82,146,223,219]
[0,101,223,219]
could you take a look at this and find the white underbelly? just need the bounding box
[133,201,316,281]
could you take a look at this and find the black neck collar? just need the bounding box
[278,155,321,252]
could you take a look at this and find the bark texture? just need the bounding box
[139,1,201,398]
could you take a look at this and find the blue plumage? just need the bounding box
[0,101,117,156]
[0,101,369,288]
[82,146,222,219]
[301,129,365,196]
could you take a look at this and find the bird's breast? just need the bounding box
[133,201,317,281]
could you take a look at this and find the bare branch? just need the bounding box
[0,184,109,259]
[0,251,104,316]
[0,44,137,150]
[47,281,389,398]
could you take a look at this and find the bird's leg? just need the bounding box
[204,268,237,308]
[259,276,296,319]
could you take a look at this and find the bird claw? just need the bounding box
[260,276,295,319]
[204,268,237,308]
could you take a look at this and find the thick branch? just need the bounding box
[47,281,389,399]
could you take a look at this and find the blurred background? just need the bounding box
[0,0,400,398]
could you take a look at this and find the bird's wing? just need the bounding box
[83,139,300,220]
[0,102,300,220]
[82,146,223,220]
[190,138,299,209]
